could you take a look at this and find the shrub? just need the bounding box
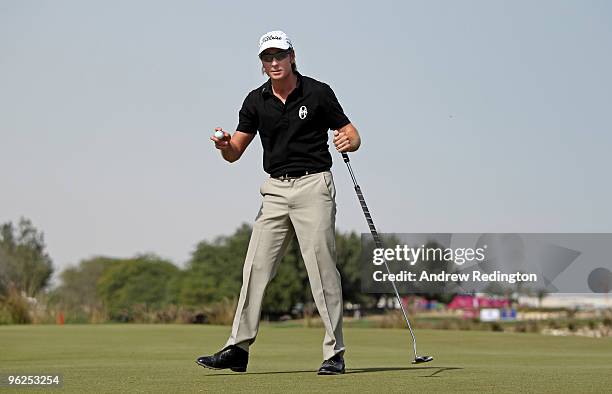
[0,288,31,324]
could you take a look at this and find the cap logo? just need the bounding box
[299,106,307,120]
[262,35,283,43]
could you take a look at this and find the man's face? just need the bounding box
[260,48,294,80]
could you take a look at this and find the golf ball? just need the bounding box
[214,130,224,139]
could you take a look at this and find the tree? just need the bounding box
[0,218,53,297]
[96,254,180,321]
[335,230,376,306]
[48,257,121,322]
[184,223,313,316]
[182,224,375,317]
[179,224,251,306]
[262,237,311,316]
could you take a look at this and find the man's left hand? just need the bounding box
[333,123,361,153]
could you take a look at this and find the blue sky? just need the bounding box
[1,0,611,274]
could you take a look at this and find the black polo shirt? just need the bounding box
[236,72,350,176]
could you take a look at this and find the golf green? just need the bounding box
[1,324,610,392]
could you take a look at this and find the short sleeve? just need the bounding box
[321,84,350,130]
[236,92,258,134]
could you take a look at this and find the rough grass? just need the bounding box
[1,324,611,393]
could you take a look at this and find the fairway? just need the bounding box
[1,324,611,393]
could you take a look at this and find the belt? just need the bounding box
[271,169,326,181]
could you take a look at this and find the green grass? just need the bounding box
[1,324,611,393]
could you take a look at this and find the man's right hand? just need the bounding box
[210,128,255,163]
[211,127,231,150]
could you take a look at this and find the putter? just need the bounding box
[340,152,433,365]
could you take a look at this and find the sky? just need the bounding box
[1,0,611,278]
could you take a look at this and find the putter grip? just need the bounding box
[355,186,383,248]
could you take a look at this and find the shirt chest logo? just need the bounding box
[298,105,308,120]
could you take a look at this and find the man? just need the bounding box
[196,30,360,375]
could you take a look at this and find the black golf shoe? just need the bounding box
[195,345,248,372]
[317,353,345,375]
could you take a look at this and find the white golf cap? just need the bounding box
[258,30,292,55]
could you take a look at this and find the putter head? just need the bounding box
[412,355,433,364]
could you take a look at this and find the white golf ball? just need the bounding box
[214,130,224,139]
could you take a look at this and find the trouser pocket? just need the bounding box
[321,172,336,200]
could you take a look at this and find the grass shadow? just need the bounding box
[347,366,463,377]
[200,366,463,377]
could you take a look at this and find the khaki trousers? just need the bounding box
[224,171,345,360]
